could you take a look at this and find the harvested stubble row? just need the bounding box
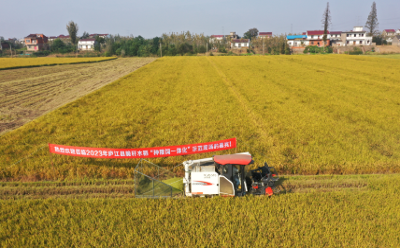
[1,176,400,247]
[0,56,400,181]
[0,57,116,70]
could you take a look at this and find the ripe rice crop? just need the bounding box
[0,56,400,180]
[0,57,116,70]
[1,175,400,247]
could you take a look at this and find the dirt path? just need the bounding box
[0,58,156,135]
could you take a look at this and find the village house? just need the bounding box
[78,39,97,51]
[306,30,331,46]
[258,32,272,38]
[89,34,109,39]
[0,42,10,50]
[231,39,250,49]
[339,26,372,46]
[329,31,342,46]
[286,35,308,47]
[24,34,48,51]
[229,32,238,39]
[57,34,70,41]
[383,29,396,43]
[48,36,57,42]
[209,35,225,43]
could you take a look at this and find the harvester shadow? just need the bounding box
[274,177,289,194]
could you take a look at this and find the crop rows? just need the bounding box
[0,57,116,70]
[1,175,400,247]
[0,56,399,181]
[0,57,155,135]
[0,173,395,200]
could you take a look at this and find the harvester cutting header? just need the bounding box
[183,152,279,197]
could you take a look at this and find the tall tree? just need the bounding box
[66,21,79,46]
[81,31,89,39]
[365,2,379,36]
[243,28,259,40]
[321,2,331,47]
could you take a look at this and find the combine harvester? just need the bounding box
[183,152,279,197]
[134,151,280,198]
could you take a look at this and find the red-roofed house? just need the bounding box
[48,36,57,42]
[24,34,48,51]
[383,29,396,36]
[259,32,272,38]
[383,29,396,42]
[89,34,109,38]
[57,34,70,40]
[306,30,331,46]
[209,35,225,43]
[231,39,250,49]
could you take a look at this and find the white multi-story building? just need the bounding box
[332,26,372,46]
[78,39,97,50]
[342,26,372,46]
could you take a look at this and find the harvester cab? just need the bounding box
[183,152,279,197]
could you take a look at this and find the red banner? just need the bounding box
[49,138,236,159]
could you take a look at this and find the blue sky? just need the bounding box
[1,0,399,39]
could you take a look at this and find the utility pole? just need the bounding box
[206,43,208,55]
[10,43,12,58]
[160,42,162,57]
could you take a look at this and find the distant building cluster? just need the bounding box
[2,27,399,53]
[209,31,272,49]
[207,27,400,50]
[11,33,110,51]
[286,26,375,48]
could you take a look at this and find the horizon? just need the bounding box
[1,0,399,39]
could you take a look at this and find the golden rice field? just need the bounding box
[0,55,400,181]
[1,174,400,247]
[0,57,116,70]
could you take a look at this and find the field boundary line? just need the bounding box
[0,57,117,71]
[7,144,47,168]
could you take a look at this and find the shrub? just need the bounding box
[303,46,332,54]
[218,46,227,53]
[349,47,363,55]
[33,51,51,57]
